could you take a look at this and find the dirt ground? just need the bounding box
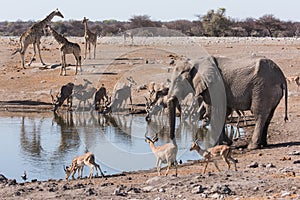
[0,36,299,199]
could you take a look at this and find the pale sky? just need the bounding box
[1,0,300,22]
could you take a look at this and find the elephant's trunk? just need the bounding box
[168,96,178,139]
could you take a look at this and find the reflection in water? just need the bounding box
[20,116,43,156]
[52,112,81,154]
[0,111,243,181]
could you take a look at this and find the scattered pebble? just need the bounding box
[281,191,291,197]
[253,186,259,191]
[280,156,291,161]
[142,185,155,192]
[248,162,259,168]
[289,151,300,156]
[266,163,276,168]
[0,174,8,183]
[293,160,300,164]
[87,188,95,195]
[113,185,127,196]
[191,185,204,194]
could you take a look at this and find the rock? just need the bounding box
[248,162,259,168]
[14,191,21,196]
[142,186,155,192]
[0,174,8,183]
[288,151,300,155]
[266,163,276,168]
[62,184,70,191]
[210,193,221,199]
[280,156,291,161]
[113,185,127,196]
[7,179,17,186]
[253,186,259,191]
[146,176,162,185]
[73,183,85,189]
[49,187,58,192]
[127,187,141,194]
[293,160,300,164]
[191,185,204,194]
[159,188,165,193]
[87,188,95,195]
[211,184,233,195]
[259,164,266,168]
[281,191,291,197]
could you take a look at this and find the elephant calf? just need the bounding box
[167,56,288,149]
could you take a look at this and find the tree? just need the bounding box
[257,14,282,37]
[129,15,155,28]
[200,8,232,36]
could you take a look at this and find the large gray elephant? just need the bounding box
[167,56,288,149]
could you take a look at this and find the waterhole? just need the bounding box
[0,111,244,182]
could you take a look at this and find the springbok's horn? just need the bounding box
[144,133,153,142]
[63,165,67,172]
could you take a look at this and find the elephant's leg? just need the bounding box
[248,114,269,149]
[261,108,276,147]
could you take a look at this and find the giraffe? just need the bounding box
[12,9,64,69]
[123,30,134,45]
[82,17,97,59]
[46,25,81,76]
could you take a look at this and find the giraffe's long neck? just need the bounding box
[49,27,68,45]
[39,11,57,28]
[84,22,89,35]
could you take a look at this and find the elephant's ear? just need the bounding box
[194,75,207,97]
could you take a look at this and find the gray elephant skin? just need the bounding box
[167,56,288,149]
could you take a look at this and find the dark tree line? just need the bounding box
[1,8,300,37]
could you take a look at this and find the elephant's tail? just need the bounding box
[283,83,288,122]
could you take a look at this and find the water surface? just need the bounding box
[0,111,242,182]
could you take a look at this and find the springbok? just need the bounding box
[145,133,178,176]
[286,75,300,91]
[64,152,105,180]
[190,140,237,173]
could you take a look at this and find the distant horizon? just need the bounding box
[1,0,300,22]
[1,12,299,23]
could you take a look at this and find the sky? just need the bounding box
[1,0,300,22]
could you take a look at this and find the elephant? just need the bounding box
[167,56,288,149]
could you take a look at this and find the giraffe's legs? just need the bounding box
[61,53,67,76]
[94,43,96,59]
[20,52,25,69]
[37,42,46,66]
[88,42,91,59]
[19,42,29,69]
[74,54,79,75]
[28,43,37,66]
[84,40,87,60]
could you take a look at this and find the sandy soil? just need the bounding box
[0,36,299,199]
